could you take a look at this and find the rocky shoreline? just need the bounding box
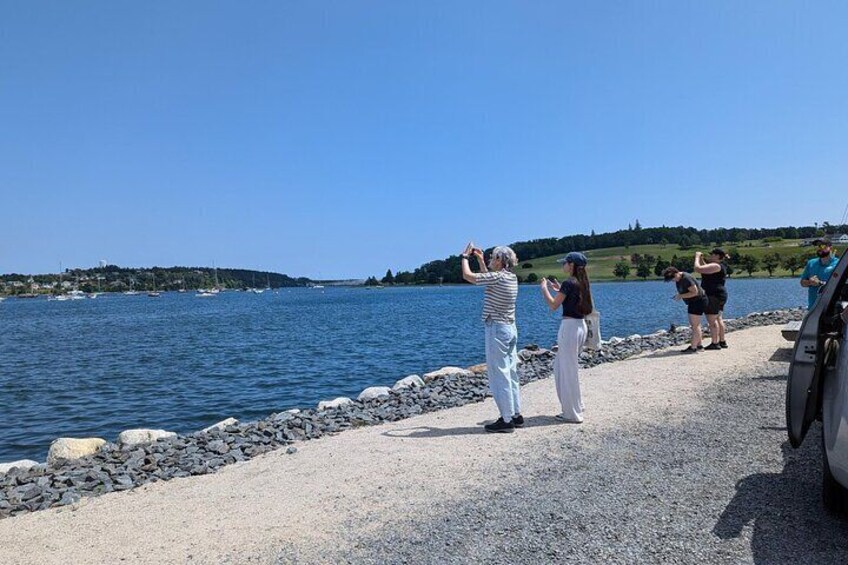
[0,308,804,519]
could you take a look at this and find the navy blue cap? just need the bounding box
[557,252,588,267]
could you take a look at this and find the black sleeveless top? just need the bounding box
[701,264,727,299]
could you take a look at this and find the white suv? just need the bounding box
[787,252,848,512]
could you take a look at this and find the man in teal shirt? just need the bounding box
[800,237,840,308]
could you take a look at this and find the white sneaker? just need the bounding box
[554,414,583,424]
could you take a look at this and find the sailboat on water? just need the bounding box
[124,276,139,295]
[148,272,160,297]
[197,265,220,297]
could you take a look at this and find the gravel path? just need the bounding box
[2,324,846,564]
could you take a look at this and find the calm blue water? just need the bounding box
[0,278,805,462]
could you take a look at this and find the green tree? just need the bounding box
[762,253,782,277]
[654,257,671,277]
[782,255,806,277]
[740,255,759,277]
[526,273,539,283]
[636,262,652,280]
[671,254,691,272]
[381,269,395,285]
[613,262,631,280]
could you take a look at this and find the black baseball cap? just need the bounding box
[813,236,832,246]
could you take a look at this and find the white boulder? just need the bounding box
[423,366,473,383]
[318,397,353,410]
[357,386,392,401]
[47,437,107,466]
[627,334,642,341]
[273,409,301,422]
[0,459,41,475]
[117,429,177,447]
[202,418,239,433]
[607,337,624,345]
[392,375,425,390]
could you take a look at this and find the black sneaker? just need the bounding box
[697,344,704,350]
[704,343,722,351]
[681,346,699,354]
[719,341,728,349]
[512,414,525,428]
[484,418,515,433]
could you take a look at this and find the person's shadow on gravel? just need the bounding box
[713,432,848,563]
[382,416,570,439]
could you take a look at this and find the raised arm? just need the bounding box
[473,248,488,273]
[694,251,720,274]
[460,242,478,284]
[540,279,566,311]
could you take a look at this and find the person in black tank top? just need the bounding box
[695,248,729,349]
[541,252,595,422]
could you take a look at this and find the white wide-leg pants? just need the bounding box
[554,318,587,422]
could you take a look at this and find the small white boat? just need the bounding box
[68,289,86,300]
[87,293,99,299]
[312,285,325,289]
[124,277,138,295]
[148,292,161,297]
[196,290,216,297]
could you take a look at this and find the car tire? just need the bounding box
[822,431,848,514]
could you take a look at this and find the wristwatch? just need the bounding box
[461,254,470,260]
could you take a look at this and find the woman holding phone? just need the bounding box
[694,248,729,349]
[540,252,594,423]
[460,241,521,433]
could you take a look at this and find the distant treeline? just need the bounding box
[380,223,835,285]
[1,265,312,294]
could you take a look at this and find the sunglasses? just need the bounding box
[817,243,831,249]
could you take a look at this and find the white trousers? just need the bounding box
[554,318,587,421]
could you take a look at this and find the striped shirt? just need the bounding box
[475,270,518,323]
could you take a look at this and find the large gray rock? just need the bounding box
[0,459,40,475]
[392,375,425,391]
[357,386,392,401]
[47,437,107,466]
[423,367,473,383]
[117,429,177,447]
[202,418,239,433]
[317,397,353,410]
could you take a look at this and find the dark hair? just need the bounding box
[711,248,727,259]
[662,266,680,282]
[572,265,593,316]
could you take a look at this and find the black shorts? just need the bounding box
[686,296,708,316]
[705,295,726,315]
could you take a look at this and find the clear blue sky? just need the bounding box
[2,1,846,279]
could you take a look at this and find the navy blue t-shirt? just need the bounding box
[558,279,584,319]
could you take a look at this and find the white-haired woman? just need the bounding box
[461,242,521,433]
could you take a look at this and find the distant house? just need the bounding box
[801,234,848,246]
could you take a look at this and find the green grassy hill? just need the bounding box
[514,239,824,282]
